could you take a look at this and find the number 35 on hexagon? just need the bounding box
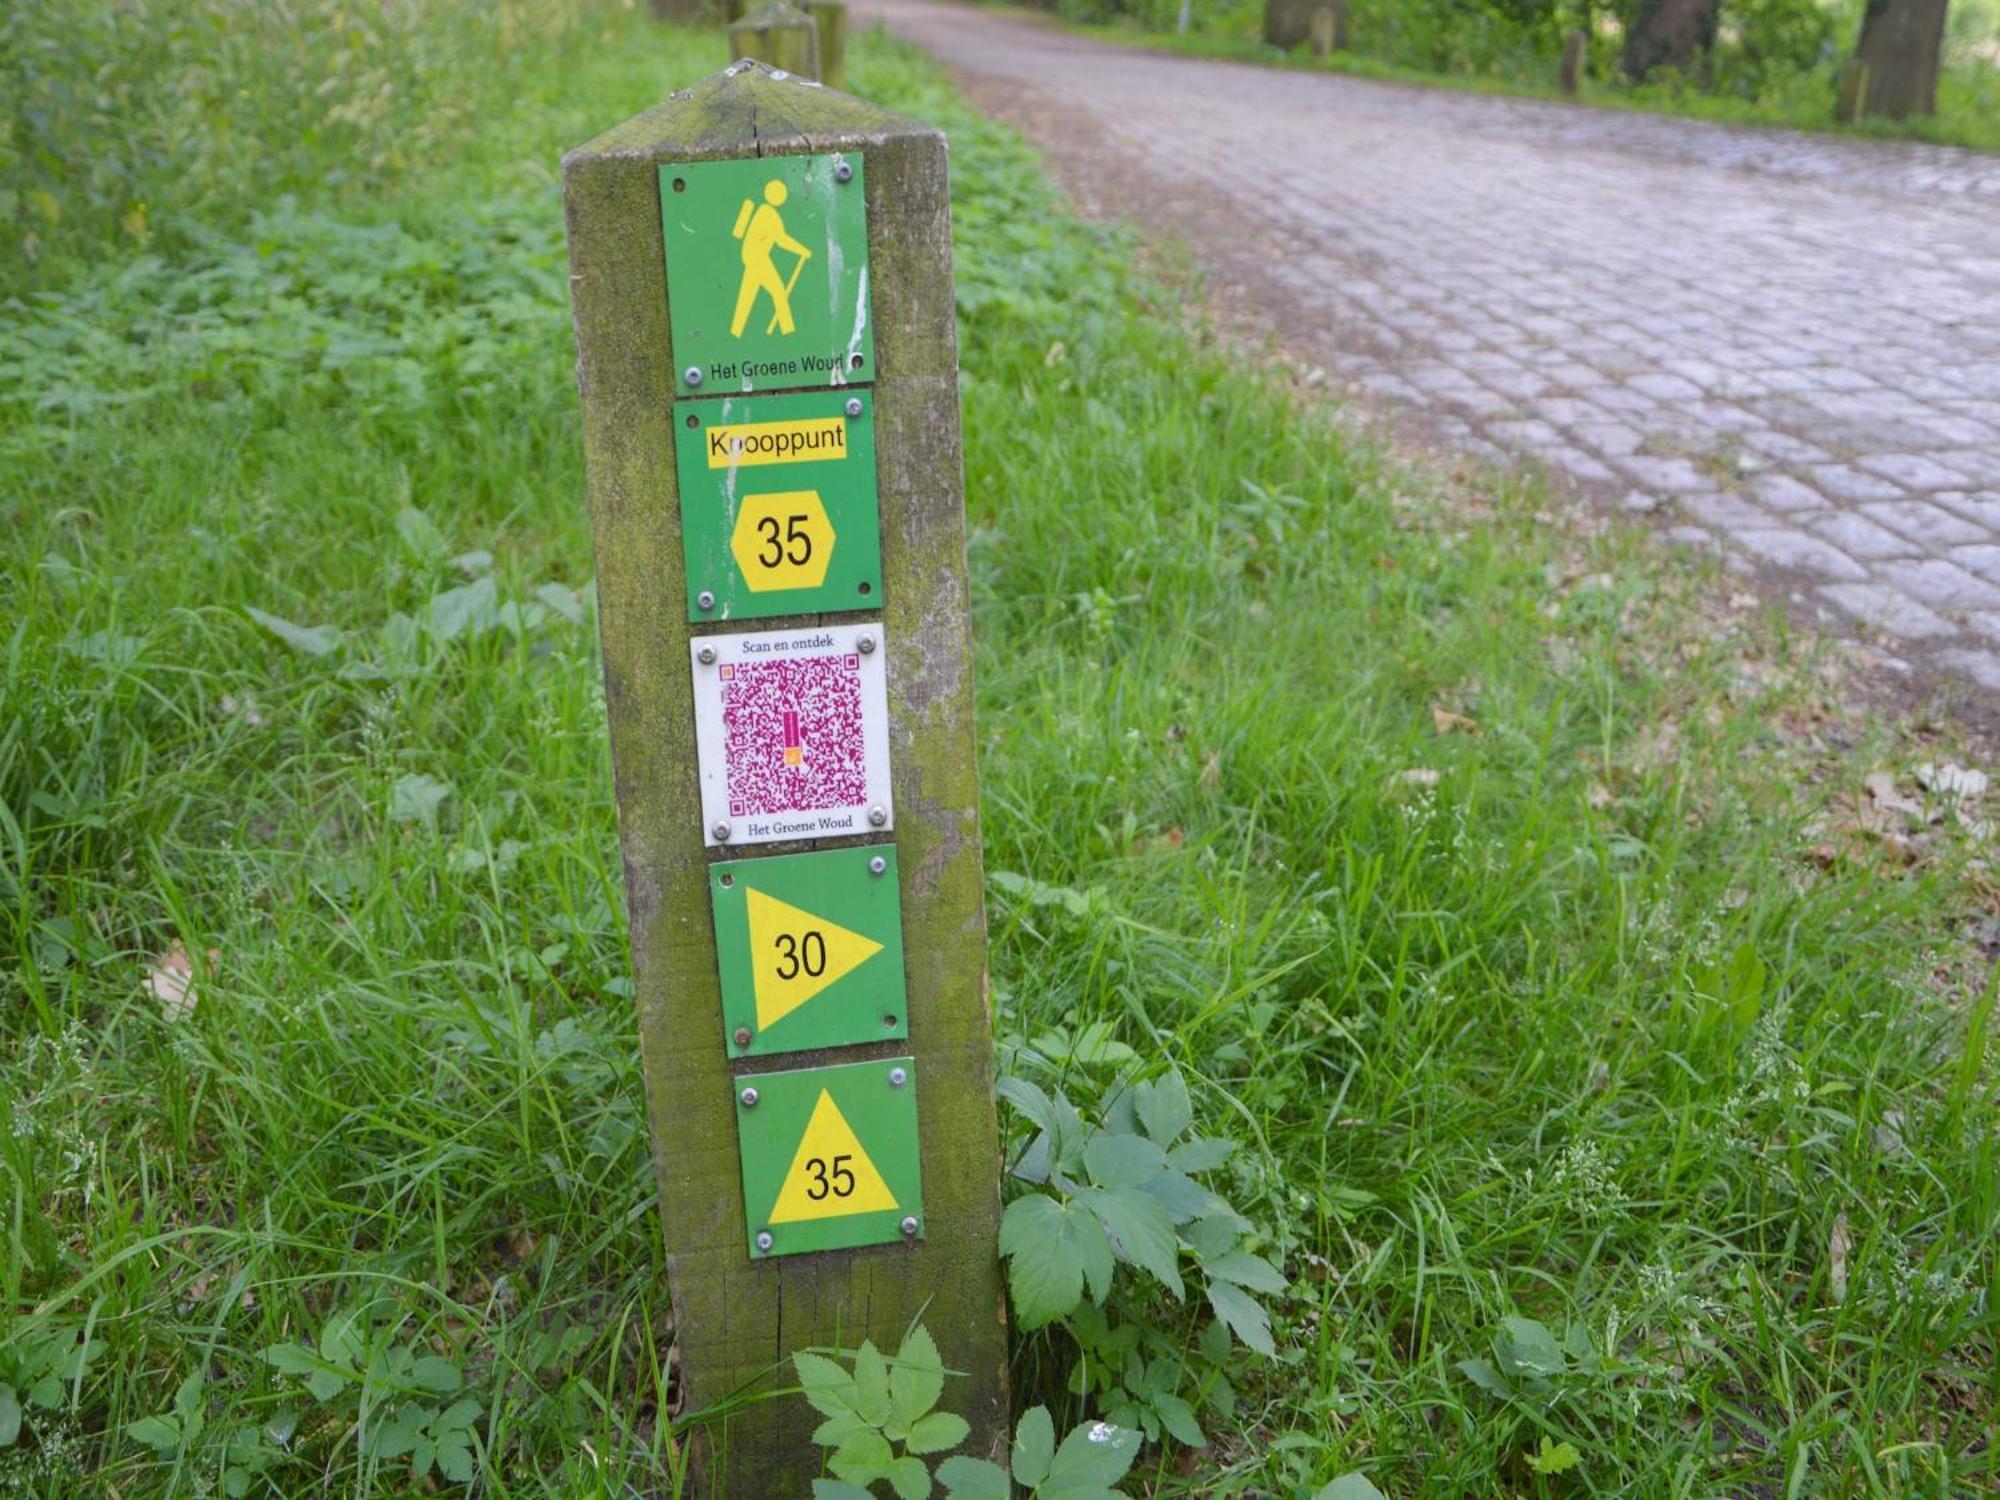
[736,1056,923,1260]
[676,389,882,623]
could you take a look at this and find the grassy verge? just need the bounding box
[965,0,2000,154]
[2,2,1996,1496]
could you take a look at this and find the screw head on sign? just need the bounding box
[697,590,716,611]
[845,397,862,418]
[697,644,717,664]
[713,822,733,842]
[869,856,887,876]
[848,354,865,371]
[899,1216,919,1238]
[684,366,703,388]
[756,1231,774,1252]
[739,1086,760,1108]
[733,1027,752,1047]
[888,1067,908,1088]
[834,161,854,184]
[868,806,887,827]
[857,635,876,655]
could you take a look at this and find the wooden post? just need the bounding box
[561,61,1006,1494]
[650,0,709,22]
[1308,1,1346,55]
[1559,29,1586,93]
[728,0,820,79]
[807,0,850,92]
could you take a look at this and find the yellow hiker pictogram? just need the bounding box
[767,1089,899,1223]
[745,886,882,1030]
[730,180,812,339]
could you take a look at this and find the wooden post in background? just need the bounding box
[808,0,851,91]
[728,1,821,79]
[1560,29,1587,93]
[562,61,1006,1494]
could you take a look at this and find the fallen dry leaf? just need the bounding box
[1390,768,1441,792]
[1431,705,1480,737]
[1864,771,1926,824]
[1828,1211,1851,1306]
[1199,750,1222,791]
[1587,782,1615,809]
[1916,762,1988,800]
[147,939,206,1022]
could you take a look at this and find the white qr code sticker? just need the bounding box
[690,622,892,849]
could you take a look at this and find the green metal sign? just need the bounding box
[660,152,874,396]
[676,389,882,622]
[710,845,907,1058]
[736,1055,923,1260]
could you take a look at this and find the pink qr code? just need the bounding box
[721,654,867,817]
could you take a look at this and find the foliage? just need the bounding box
[795,1327,1142,1500]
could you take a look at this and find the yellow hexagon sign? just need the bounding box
[729,490,836,593]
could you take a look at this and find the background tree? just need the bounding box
[1839,0,1952,117]
[1621,0,1720,77]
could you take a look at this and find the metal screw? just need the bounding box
[697,590,716,611]
[868,855,887,876]
[756,1231,774,1252]
[739,1086,760,1108]
[868,806,888,827]
[697,644,717,664]
[899,1216,919,1239]
[857,635,876,655]
[733,1027,752,1047]
[834,160,854,184]
[848,353,865,370]
[684,366,703,388]
[888,1067,908,1088]
[713,821,733,842]
[845,397,862,418]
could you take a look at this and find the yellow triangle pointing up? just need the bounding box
[745,886,883,1031]
[768,1090,900,1223]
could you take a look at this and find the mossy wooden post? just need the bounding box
[807,0,850,91]
[1559,29,1586,93]
[727,1,820,80]
[1308,3,1346,55]
[561,61,1007,1495]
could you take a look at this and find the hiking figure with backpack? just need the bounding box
[730,179,812,338]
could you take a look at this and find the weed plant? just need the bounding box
[2,1,1996,1495]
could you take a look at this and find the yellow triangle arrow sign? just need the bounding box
[768,1090,900,1224]
[745,886,883,1031]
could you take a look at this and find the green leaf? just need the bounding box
[1456,1357,1513,1399]
[1151,1392,1205,1448]
[435,1429,476,1483]
[1180,1214,1243,1260]
[853,1340,892,1427]
[1527,1436,1582,1475]
[831,1427,896,1486]
[1000,1194,1108,1328]
[814,1411,875,1448]
[936,1455,1010,1500]
[1012,1405,1056,1489]
[1083,1132,1167,1189]
[395,505,446,562]
[885,1453,933,1499]
[996,1076,1056,1135]
[1042,1418,1141,1493]
[1076,1185,1183,1297]
[429,575,498,642]
[1313,1474,1386,1500]
[410,1355,463,1393]
[245,606,339,657]
[1202,1250,1287,1294]
[26,1377,61,1409]
[1137,1170,1212,1224]
[906,1411,972,1455]
[814,1482,880,1500]
[1166,1138,1234,1173]
[1497,1317,1566,1379]
[390,772,453,826]
[126,1414,181,1454]
[0,1384,19,1448]
[890,1324,945,1430]
[1205,1281,1275,1356]
[1135,1071,1191,1147]
[796,1350,860,1420]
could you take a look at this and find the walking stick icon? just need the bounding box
[767,249,809,336]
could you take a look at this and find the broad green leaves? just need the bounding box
[798,1325,964,1496]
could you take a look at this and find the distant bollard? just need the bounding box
[1309,0,1347,55]
[1559,30,1586,94]
[807,0,849,91]
[1262,0,1315,50]
[728,0,820,80]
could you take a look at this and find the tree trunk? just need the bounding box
[1838,0,1950,120]
[1264,0,1317,49]
[1559,29,1587,93]
[1621,0,1719,79]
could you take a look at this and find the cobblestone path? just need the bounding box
[864,0,2000,691]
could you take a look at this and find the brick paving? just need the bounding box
[861,0,2000,688]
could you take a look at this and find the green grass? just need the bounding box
[974,0,2000,154]
[3,1,1997,1495]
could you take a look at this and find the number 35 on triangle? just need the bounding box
[710,845,908,1058]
